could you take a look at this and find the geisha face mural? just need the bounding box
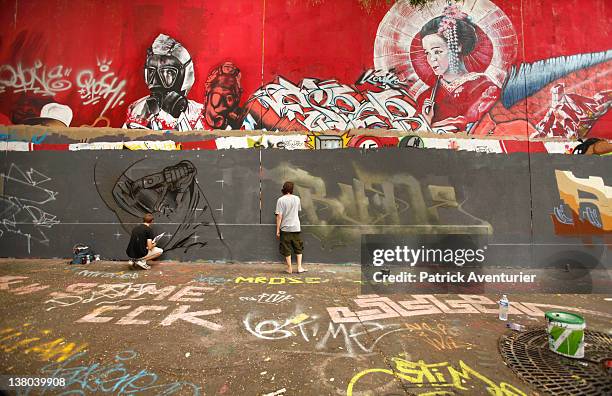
[420,10,478,79]
[373,0,517,133]
[422,34,450,77]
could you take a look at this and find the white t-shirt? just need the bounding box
[275,194,301,232]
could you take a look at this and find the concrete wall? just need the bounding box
[1,149,609,268]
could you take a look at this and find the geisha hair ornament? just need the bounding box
[437,3,469,74]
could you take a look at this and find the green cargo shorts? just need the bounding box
[279,231,303,256]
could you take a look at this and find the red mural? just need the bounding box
[0,0,610,140]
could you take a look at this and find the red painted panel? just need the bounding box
[0,0,609,139]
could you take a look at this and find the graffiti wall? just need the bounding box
[1,150,609,271]
[0,0,610,140]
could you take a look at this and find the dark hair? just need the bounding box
[143,213,154,223]
[419,16,477,56]
[282,181,294,195]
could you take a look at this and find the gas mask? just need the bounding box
[143,34,195,118]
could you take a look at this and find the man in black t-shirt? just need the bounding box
[126,213,163,270]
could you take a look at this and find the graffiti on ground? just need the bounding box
[327,294,612,323]
[239,291,294,304]
[0,324,87,363]
[234,276,326,285]
[192,275,228,285]
[347,355,527,395]
[21,350,200,395]
[43,282,223,329]
[0,276,50,295]
[243,313,470,357]
[67,267,139,280]
[402,322,472,351]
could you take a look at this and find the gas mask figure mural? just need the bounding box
[203,62,244,130]
[123,34,204,131]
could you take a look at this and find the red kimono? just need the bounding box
[418,72,499,131]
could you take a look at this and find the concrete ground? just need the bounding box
[0,259,610,396]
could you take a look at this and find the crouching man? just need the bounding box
[126,213,163,270]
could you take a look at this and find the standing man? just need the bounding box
[126,213,163,270]
[275,181,306,274]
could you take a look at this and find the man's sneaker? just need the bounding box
[135,260,151,270]
[128,260,135,268]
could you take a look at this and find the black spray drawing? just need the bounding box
[95,158,230,256]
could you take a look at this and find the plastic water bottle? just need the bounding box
[499,294,509,321]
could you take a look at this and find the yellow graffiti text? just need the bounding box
[347,357,526,396]
[0,325,88,363]
[234,276,324,284]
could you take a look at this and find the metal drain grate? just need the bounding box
[499,328,612,396]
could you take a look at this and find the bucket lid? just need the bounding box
[545,311,585,325]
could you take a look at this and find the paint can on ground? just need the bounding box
[545,311,585,359]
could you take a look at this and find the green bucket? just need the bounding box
[545,311,585,359]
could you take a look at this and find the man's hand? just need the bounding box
[276,231,280,240]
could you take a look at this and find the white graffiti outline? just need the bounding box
[0,164,60,253]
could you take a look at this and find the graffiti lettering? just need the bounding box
[76,59,127,117]
[265,164,491,247]
[234,276,325,284]
[552,170,611,234]
[193,275,228,285]
[44,282,177,311]
[244,76,424,132]
[0,276,50,295]
[402,322,471,351]
[327,294,612,323]
[347,356,527,396]
[243,313,425,357]
[0,60,72,96]
[75,304,223,330]
[68,268,139,280]
[239,291,294,304]
[357,69,405,89]
[22,350,201,395]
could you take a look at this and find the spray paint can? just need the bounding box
[506,323,526,331]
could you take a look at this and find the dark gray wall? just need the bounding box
[0,149,609,269]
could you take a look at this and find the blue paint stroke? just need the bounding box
[0,132,48,144]
[502,50,612,108]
